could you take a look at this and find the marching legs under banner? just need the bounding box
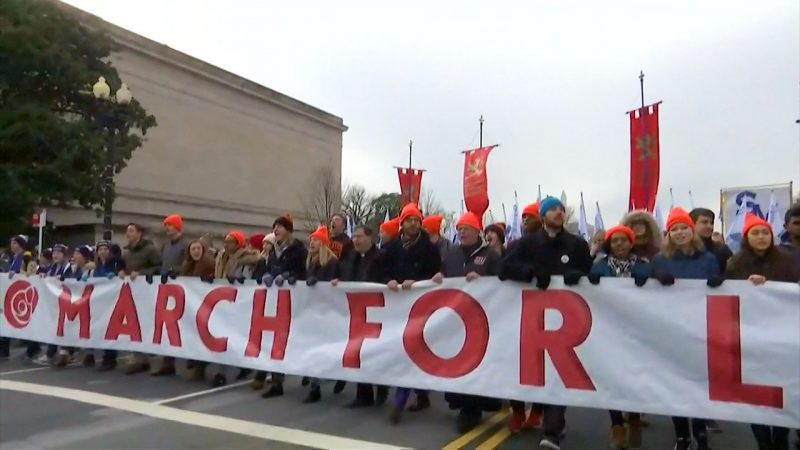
[463,145,497,218]
[397,168,424,206]
[628,103,661,212]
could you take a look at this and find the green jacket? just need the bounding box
[123,239,162,275]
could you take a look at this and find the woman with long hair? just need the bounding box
[181,240,217,382]
[725,214,798,450]
[651,208,720,450]
[302,225,340,403]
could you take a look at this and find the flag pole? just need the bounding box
[638,70,651,212]
[479,115,484,147]
[501,203,507,223]
[408,140,413,173]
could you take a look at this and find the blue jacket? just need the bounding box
[590,256,651,278]
[651,249,720,280]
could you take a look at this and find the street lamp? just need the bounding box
[90,76,134,241]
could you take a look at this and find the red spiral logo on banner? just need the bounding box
[4,280,39,329]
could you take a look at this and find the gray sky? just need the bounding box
[64,0,800,227]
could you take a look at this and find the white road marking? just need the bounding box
[0,362,80,376]
[152,380,249,405]
[0,380,407,450]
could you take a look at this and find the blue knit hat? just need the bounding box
[540,196,564,215]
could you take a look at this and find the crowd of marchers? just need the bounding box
[2,197,800,450]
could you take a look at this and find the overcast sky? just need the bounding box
[64,0,800,227]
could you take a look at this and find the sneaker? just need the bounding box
[33,354,51,366]
[408,395,430,412]
[333,380,346,394]
[674,438,692,450]
[508,411,526,433]
[611,425,626,449]
[303,386,321,404]
[539,438,561,450]
[524,408,543,429]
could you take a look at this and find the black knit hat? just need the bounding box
[273,214,294,233]
[11,234,29,249]
[52,243,68,255]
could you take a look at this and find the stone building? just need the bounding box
[48,2,346,249]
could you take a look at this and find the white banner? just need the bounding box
[720,183,793,239]
[1,275,798,428]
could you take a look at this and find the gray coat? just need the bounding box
[441,242,501,277]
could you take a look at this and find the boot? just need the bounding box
[333,380,346,394]
[611,425,626,449]
[303,386,321,404]
[54,351,69,368]
[210,373,226,388]
[185,364,205,382]
[122,361,150,375]
[97,359,117,372]
[82,353,95,367]
[524,408,543,429]
[150,358,176,376]
[261,382,284,398]
[508,410,526,433]
[408,395,430,412]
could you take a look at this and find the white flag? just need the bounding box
[654,203,666,231]
[725,198,749,252]
[507,198,522,243]
[766,191,785,243]
[594,202,605,234]
[578,193,589,241]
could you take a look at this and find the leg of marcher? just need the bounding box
[390,388,410,423]
[408,389,430,412]
[691,418,708,450]
[751,424,772,450]
[509,400,526,433]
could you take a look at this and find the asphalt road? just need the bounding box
[0,350,790,449]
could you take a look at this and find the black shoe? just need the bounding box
[210,373,226,388]
[674,438,691,450]
[235,369,252,380]
[261,383,284,398]
[333,380,346,394]
[301,376,310,386]
[303,387,321,404]
[345,397,375,408]
[376,386,389,406]
[97,360,117,372]
[457,408,482,433]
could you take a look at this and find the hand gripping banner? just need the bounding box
[1,275,798,428]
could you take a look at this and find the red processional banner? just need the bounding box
[463,146,496,218]
[628,103,661,212]
[397,168,423,206]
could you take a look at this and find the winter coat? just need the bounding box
[590,255,652,278]
[94,256,126,278]
[434,237,454,265]
[180,248,216,278]
[46,262,69,277]
[701,237,733,273]
[266,238,308,279]
[500,227,592,280]
[214,247,261,279]
[9,252,35,275]
[779,234,800,269]
[161,238,188,275]
[339,245,387,283]
[64,262,95,280]
[651,249,719,280]
[123,239,161,275]
[725,246,799,283]
[329,233,354,261]
[621,210,663,262]
[306,258,339,282]
[251,257,271,280]
[382,230,442,282]
[441,242,500,277]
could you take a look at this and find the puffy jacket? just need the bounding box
[590,256,651,278]
[123,239,161,275]
[651,249,719,280]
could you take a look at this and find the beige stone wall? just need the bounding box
[48,3,346,244]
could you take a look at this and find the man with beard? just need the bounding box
[690,208,733,272]
[500,196,592,450]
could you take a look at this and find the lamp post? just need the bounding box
[91,77,132,241]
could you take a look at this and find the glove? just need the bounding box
[107,273,115,280]
[200,275,215,284]
[145,274,154,284]
[633,274,648,287]
[306,276,318,287]
[169,271,178,280]
[59,274,66,282]
[706,275,724,288]
[160,273,170,284]
[563,270,583,286]
[655,271,675,286]
[237,276,246,284]
[535,273,551,290]
[287,275,297,286]
[261,274,274,287]
[274,274,285,287]
[226,276,237,285]
[7,272,14,279]
[587,273,601,285]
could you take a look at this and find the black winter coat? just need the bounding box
[500,227,592,281]
[382,230,441,282]
[340,245,387,283]
[442,243,500,277]
[329,233,354,261]
[307,258,339,282]
[702,237,733,273]
[266,238,308,279]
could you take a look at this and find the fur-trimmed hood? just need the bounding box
[621,210,663,248]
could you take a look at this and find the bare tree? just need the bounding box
[419,189,445,216]
[342,184,374,225]
[301,165,341,230]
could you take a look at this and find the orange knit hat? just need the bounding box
[666,207,695,231]
[399,203,423,225]
[742,213,772,238]
[605,225,636,244]
[226,230,246,247]
[456,212,483,231]
[380,217,401,239]
[163,214,183,232]
[422,215,444,236]
[522,203,540,218]
[309,225,330,245]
